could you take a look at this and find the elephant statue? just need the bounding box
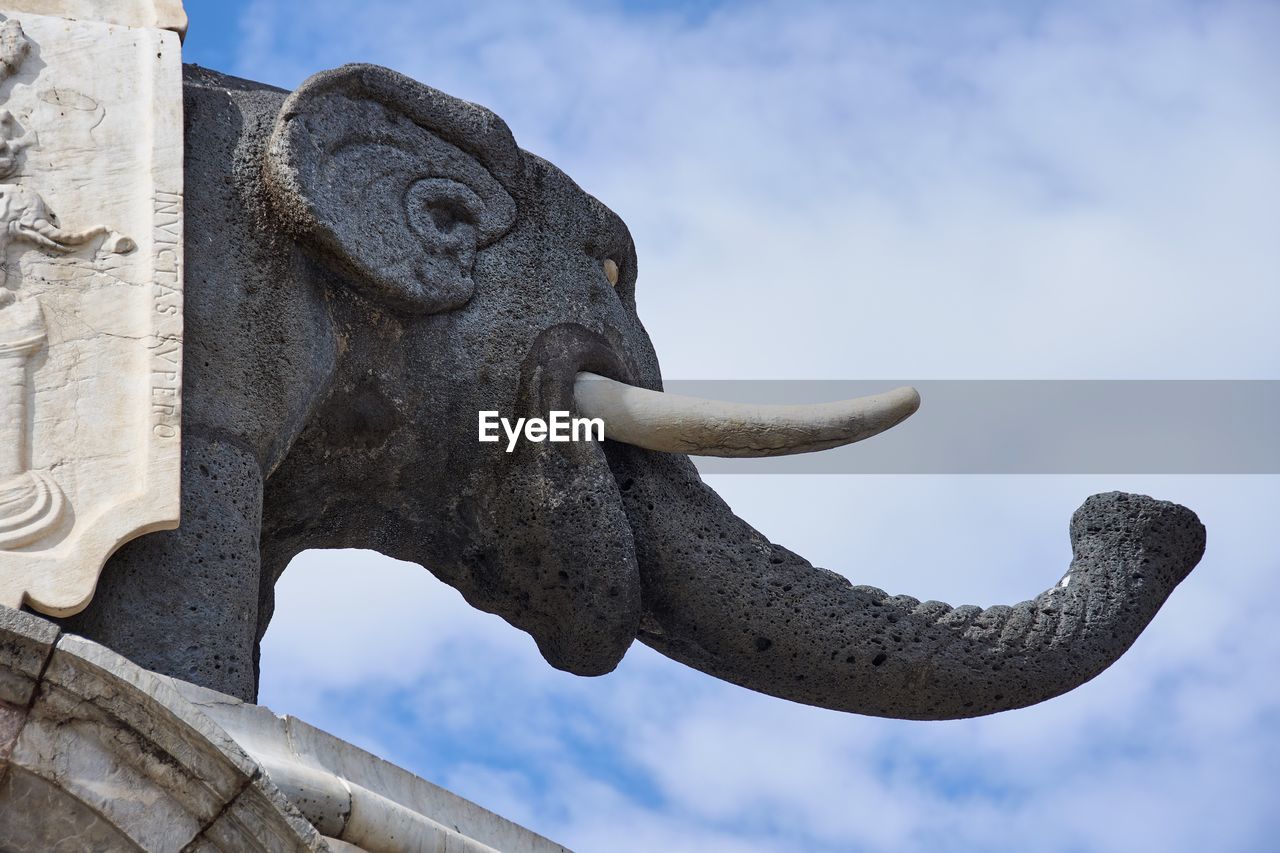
[54,63,1205,720]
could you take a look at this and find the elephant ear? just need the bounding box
[266,64,521,314]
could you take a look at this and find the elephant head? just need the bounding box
[61,63,1205,718]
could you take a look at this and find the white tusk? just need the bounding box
[573,373,920,458]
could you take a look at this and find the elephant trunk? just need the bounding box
[607,448,1205,719]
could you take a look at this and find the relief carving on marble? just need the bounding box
[0,7,183,615]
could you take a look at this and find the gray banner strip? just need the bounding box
[657,381,1280,474]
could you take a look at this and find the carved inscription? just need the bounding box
[152,191,182,439]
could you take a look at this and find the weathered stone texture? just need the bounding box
[0,3,183,617]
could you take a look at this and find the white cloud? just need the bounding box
[241,1,1280,850]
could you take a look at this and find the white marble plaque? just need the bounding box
[0,3,184,615]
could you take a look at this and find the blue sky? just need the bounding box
[181,1,1280,850]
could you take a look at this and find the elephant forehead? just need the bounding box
[517,152,634,246]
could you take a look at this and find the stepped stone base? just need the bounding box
[0,606,568,852]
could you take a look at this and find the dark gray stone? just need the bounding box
[48,63,1204,718]
[61,435,264,700]
[607,444,1207,718]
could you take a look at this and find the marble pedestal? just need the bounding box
[0,606,569,852]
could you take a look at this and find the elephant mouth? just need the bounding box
[514,324,641,422]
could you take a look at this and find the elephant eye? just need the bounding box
[602,258,619,287]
